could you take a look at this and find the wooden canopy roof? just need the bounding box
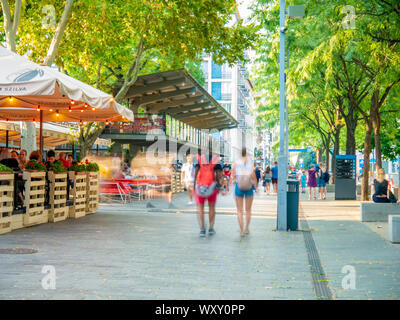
[126,69,238,130]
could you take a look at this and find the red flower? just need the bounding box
[85,159,89,164]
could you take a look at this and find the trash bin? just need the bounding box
[287,179,299,231]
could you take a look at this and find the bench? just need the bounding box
[361,202,400,222]
[389,215,400,244]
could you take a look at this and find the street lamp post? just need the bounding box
[277,2,304,231]
[277,0,287,231]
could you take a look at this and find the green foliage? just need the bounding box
[252,0,400,158]
[70,163,87,172]
[0,163,13,173]
[48,161,68,173]
[86,162,99,172]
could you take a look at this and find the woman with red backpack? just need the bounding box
[194,153,225,237]
[231,148,257,237]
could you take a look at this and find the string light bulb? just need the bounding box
[105,120,109,125]
[49,108,53,112]
[56,110,60,117]
[84,104,88,108]
[70,100,75,105]
[92,107,96,111]
[68,106,72,112]
[9,96,14,102]
[36,105,40,112]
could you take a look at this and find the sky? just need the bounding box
[238,0,254,21]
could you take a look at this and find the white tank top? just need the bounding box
[235,158,253,178]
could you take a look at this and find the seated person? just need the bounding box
[29,150,41,161]
[371,168,396,203]
[45,150,61,170]
[18,149,27,170]
[10,150,19,160]
[58,152,70,169]
[67,154,74,167]
[0,150,20,171]
[1,150,25,208]
[113,170,125,179]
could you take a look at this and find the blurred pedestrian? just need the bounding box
[263,166,272,194]
[307,164,318,200]
[231,148,257,237]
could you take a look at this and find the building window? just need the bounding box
[201,61,208,79]
[221,82,232,100]
[221,64,232,79]
[211,82,222,100]
[221,103,231,113]
[211,61,222,79]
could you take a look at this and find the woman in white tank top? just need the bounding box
[231,148,257,237]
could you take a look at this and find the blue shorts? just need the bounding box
[235,183,254,198]
[318,180,327,187]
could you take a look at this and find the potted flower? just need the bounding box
[70,162,87,175]
[86,162,99,172]
[48,161,68,174]
[0,163,13,174]
[24,159,46,172]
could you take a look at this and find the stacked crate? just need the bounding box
[69,171,87,219]
[23,171,48,226]
[48,172,69,223]
[171,171,184,194]
[0,173,14,235]
[86,171,99,214]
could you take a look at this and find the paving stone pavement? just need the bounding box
[0,190,399,300]
[0,209,314,300]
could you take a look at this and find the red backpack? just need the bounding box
[195,154,220,198]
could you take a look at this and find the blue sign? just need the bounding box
[369,158,376,163]
[335,154,356,160]
[289,148,309,152]
[359,159,364,168]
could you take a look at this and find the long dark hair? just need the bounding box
[265,166,270,173]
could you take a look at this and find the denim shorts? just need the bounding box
[235,183,254,198]
[318,180,327,187]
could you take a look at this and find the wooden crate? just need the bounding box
[48,172,69,223]
[23,171,48,226]
[11,214,24,230]
[86,171,99,214]
[69,171,87,219]
[0,173,14,235]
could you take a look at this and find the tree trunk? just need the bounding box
[371,91,382,169]
[43,0,75,66]
[325,146,330,172]
[345,122,356,155]
[0,0,17,51]
[361,121,372,201]
[78,123,105,160]
[77,37,145,156]
[78,141,88,162]
[316,148,323,165]
[332,128,341,183]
